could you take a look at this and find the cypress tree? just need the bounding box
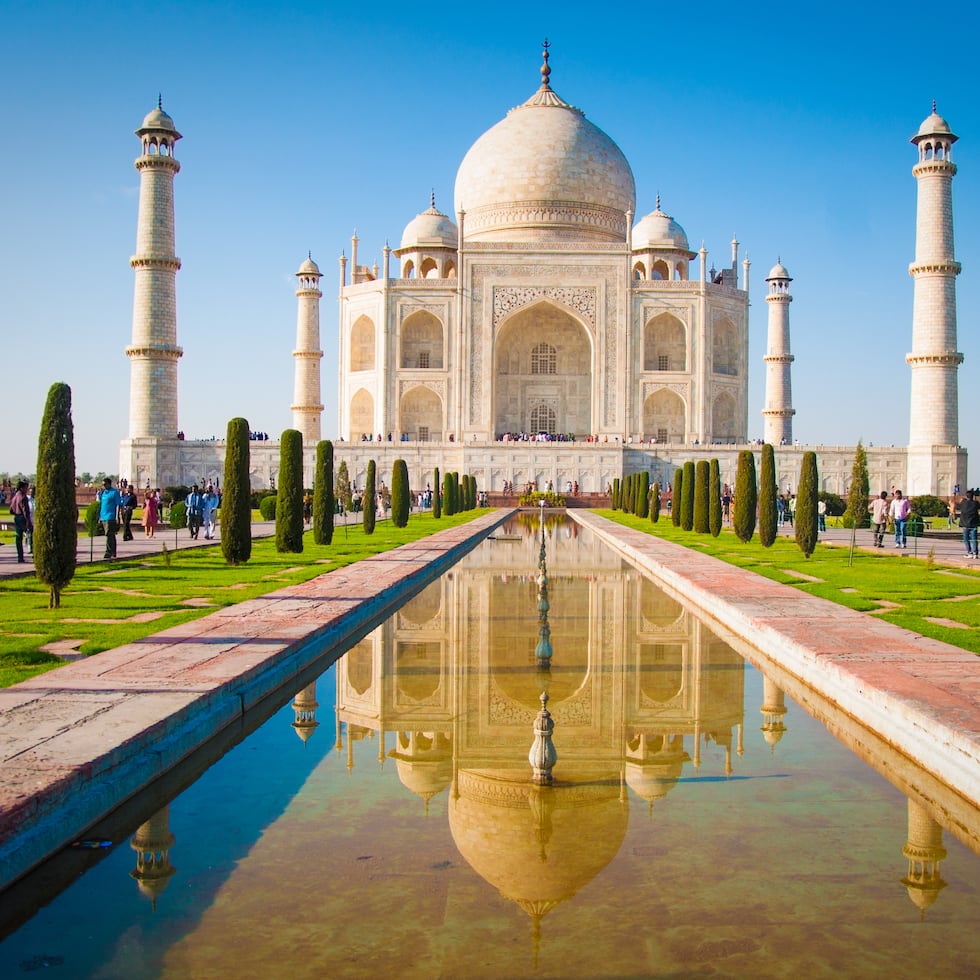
[221,417,252,565]
[734,450,757,543]
[364,460,377,534]
[433,466,442,518]
[336,460,352,512]
[758,443,778,548]
[276,429,304,553]
[796,451,820,558]
[469,474,477,510]
[391,458,410,527]
[650,481,661,523]
[844,440,871,529]
[709,458,723,537]
[622,474,632,514]
[693,460,710,533]
[637,471,650,518]
[34,382,77,608]
[443,471,454,516]
[313,440,334,545]
[681,461,695,531]
[612,478,621,510]
[671,468,683,526]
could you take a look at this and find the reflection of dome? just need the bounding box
[454,51,635,243]
[449,770,627,926]
[400,200,459,249]
[632,202,690,251]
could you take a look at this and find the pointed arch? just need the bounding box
[349,387,374,440]
[493,300,592,437]
[643,312,686,372]
[642,388,686,443]
[400,310,444,369]
[711,391,737,444]
[420,257,438,279]
[399,384,443,441]
[350,315,376,372]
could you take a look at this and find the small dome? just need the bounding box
[912,103,957,145]
[766,260,791,281]
[297,255,321,276]
[400,200,458,250]
[139,104,177,133]
[632,200,690,251]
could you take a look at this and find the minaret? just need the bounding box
[907,104,964,494]
[291,255,324,444]
[126,98,182,440]
[762,260,795,446]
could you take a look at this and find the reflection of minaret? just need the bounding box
[535,518,553,670]
[760,674,788,753]
[130,805,177,910]
[388,731,453,815]
[901,798,947,918]
[291,681,319,744]
[625,733,690,816]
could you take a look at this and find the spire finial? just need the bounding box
[932,98,937,113]
[540,38,551,89]
[430,188,436,209]
[308,250,312,260]
[655,192,661,211]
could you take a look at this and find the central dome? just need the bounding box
[454,54,635,243]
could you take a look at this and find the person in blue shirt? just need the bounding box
[98,477,122,559]
[186,485,204,539]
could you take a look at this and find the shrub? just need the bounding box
[758,443,778,548]
[85,499,102,536]
[680,461,695,531]
[709,458,722,537]
[336,460,352,512]
[844,441,870,529]
[671,468,683,527]
[258,495,277,520]
[650,481,660,523]
[693,460,709,533]
[363,460,376,534]
[796,451,819,557]
[433,466,442,519]
[313,440,334,545]
[391,458,410,527]
[612,477,621,510]
[221,417,252,565]
[276,429,304,553]
[163,485,189,506]
[443,471,456,517]
[170,501,188,530]
[637,471,650,518]
[733,450,757,543]
[34,382,77,608]
[818,491,846,517]
[911,494,949,518]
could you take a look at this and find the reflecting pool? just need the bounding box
[2,516,979,978]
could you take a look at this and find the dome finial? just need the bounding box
[655,192,661,212]
[932,98,937,113]
[157,93,163,110]
[430,188,436,209]
[540,38,551,89]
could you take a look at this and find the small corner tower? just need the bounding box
[762,259,795,446]
[292,254,324,444]
[907,104,965,495]
[126,98,183,440]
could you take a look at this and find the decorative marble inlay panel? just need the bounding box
[492,286,596,330]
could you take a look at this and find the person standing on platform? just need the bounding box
[144,488,159,538]
[955,489,980,559]
[9,481,33,563]
[186,484,204,539]
[202,486,219,539]
[98,477,121,559]
[890,489,911,549]
[119,482,138,541]
[869,491,889,548]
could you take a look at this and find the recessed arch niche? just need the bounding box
[642,388,686,443]
[643,312,686,372]
[350,315,376,372]
[399,385,443,442]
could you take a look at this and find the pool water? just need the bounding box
[1,517,978,978]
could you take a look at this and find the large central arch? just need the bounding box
[493,301,593,437]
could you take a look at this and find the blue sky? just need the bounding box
[2,1,978,476]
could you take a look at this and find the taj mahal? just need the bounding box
[119,46,966,498]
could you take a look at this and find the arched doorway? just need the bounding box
[399,385,443,442]
[493,302,592,437]
[642,389,686,443]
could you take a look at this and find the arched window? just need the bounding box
[712,318,738,376]
[531,342,556,375]
[529,404,557,435]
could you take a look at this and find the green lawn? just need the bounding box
[596,510,980,656]
[0,510,492,687]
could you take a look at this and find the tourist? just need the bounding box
[119,481,138,541]
[25,485,35,554]
[955,489,979,559]
[869,491,889,548]
[202,486,220,539]
[890,489,911,548]
[186,484,204,539]
[97,477,121,559]
[144,488,159,538]
[9,481,32,564]
[818,498,827,533]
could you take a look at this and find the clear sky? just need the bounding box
[2,1,978,478]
